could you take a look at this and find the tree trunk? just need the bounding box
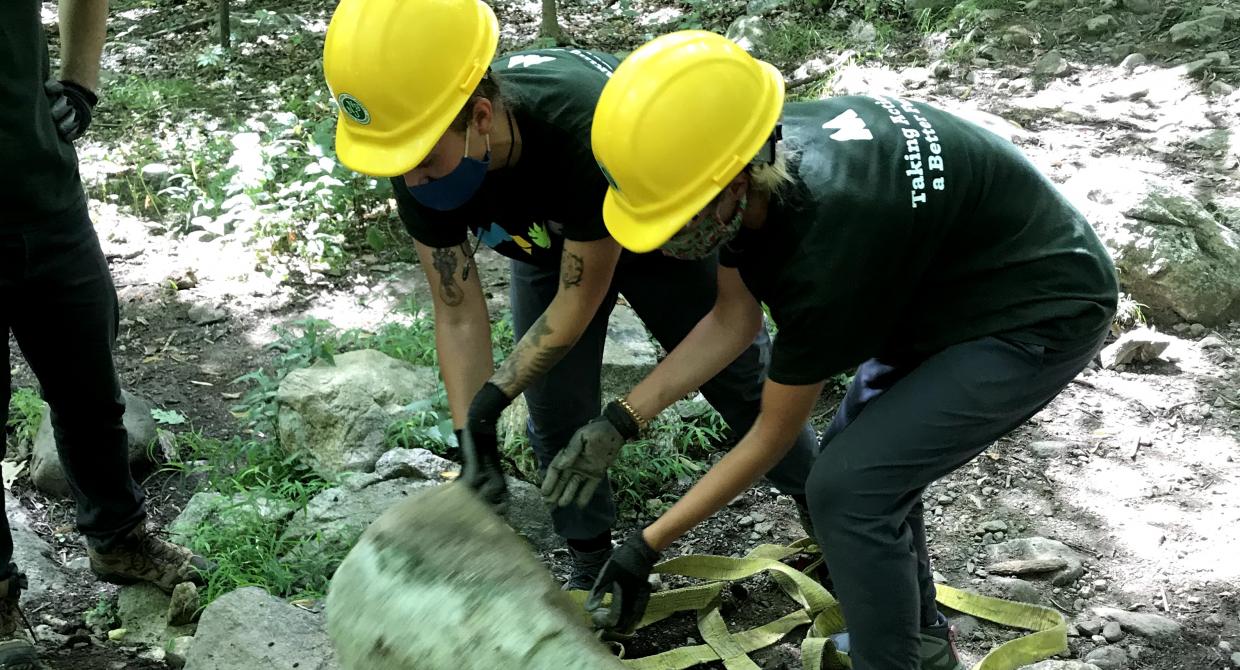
[538,0,568,45]
[218,0,230,48]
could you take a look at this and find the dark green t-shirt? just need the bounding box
[721,95,1118,385]
[0,0,86,227]
[393,48,620,269]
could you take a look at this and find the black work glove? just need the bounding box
[45,79,97,142]
[543,400,641,508]
[585,531,661,635]
[460,382,511,510]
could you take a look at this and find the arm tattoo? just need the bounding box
[430,247,464,307]
[492,314,570,397]
[561,251,584,290]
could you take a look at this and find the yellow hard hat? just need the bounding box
[323,0,499,177]
[592,31,784,253]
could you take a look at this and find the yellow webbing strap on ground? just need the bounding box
[570,540,1066,670]
[935,584,1068,670]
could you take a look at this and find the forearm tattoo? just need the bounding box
[430,244,473,307]
[492,314,569,397]
[561,251,584,290]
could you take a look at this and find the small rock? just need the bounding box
[1093,579,1109,591]
[166,635,194,669]
[1091,607,1182,640]
[1023,661,1104,670]
[167,582,199,626]
[931,60,952,78]
[848,19,878,44]
[988,558,1070,576]
[1169,15,1225,46]
[1034,51,1069,76]
[753,521,775,534]
[1084,15,1117,35]
[750,512,768,523]
[1118,53,1146,72]
[1189,323,1207,337]
[1232,651,1240,668]
[187,303,227,326]
[985,576,1042,604]
[1103,620,1125,642]
[1077,619,1104,636]
[1206,51,1232,67]
[107,628,127,641]
[1029,440,1070,458]
[979,520,1009,534]
[951,614,980,639]
[1091,634,1107,644]
[1206,613,1224,626]
[1101,328,1170,368]
[738,516,754,527]
[1121,0,1154,12]
[1218,640,1231,651]
[1085,645,1129,669]
[1210,81,1237,96]
[725,16,772,55]
[1200,335,1227,349]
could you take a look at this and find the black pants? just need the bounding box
[807,330,1108,670]
[0,208,146,576]
[511,251,818,540]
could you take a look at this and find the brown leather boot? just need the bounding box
[88,525,212,593]
[0,569,42,670]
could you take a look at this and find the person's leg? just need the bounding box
[509,259,618,542]
[617,252,817,495]
[806,333,1105,670]
[9,218,146,548]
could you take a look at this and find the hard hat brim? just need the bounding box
[334,117,443,179]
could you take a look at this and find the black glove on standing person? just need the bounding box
[585,530,661,635]
[460,382,511,510]
[45,79,97,142]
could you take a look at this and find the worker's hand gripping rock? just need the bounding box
[585,531,660,636]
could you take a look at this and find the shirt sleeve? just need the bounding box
[390,177,469,248]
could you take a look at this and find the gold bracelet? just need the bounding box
[615,397,650,433]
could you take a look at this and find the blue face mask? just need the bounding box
[408,127,490,211]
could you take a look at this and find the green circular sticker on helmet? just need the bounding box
[338,94,371,125]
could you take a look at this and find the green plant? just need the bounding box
[5,388,43,453]
[608,410,729,519]
[1113,293,1147,334]
[84,596,118,630]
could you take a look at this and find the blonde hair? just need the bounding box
[748,143,796,198]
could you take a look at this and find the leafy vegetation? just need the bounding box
[4,388,43,455]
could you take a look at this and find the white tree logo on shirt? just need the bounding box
[508,54,557,68]
[822,109,873,141]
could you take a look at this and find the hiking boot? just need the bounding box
[561,545,612,592]
[88,525,212,593]
[826,613,965,670]
[0,569,42,670]
[919,612,966,670]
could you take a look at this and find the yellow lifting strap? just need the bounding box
[568,539,1066,670]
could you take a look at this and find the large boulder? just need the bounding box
[30,390,158,497]
[281,475,558,585]
[276,349,439,477]
[601,303,658,401]
[1062,161,1240,326]
[183,587,338,670]
[325,484,623,670]
[3,493,72,602]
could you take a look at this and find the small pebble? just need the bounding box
[738,516,754,527]
[1092,634,1107,644]
[1207,614,1224,626]
[1093,579,1108,591]
[750,512,768,524]
[1217,640,1231,652]
[1103,621,1124,642]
